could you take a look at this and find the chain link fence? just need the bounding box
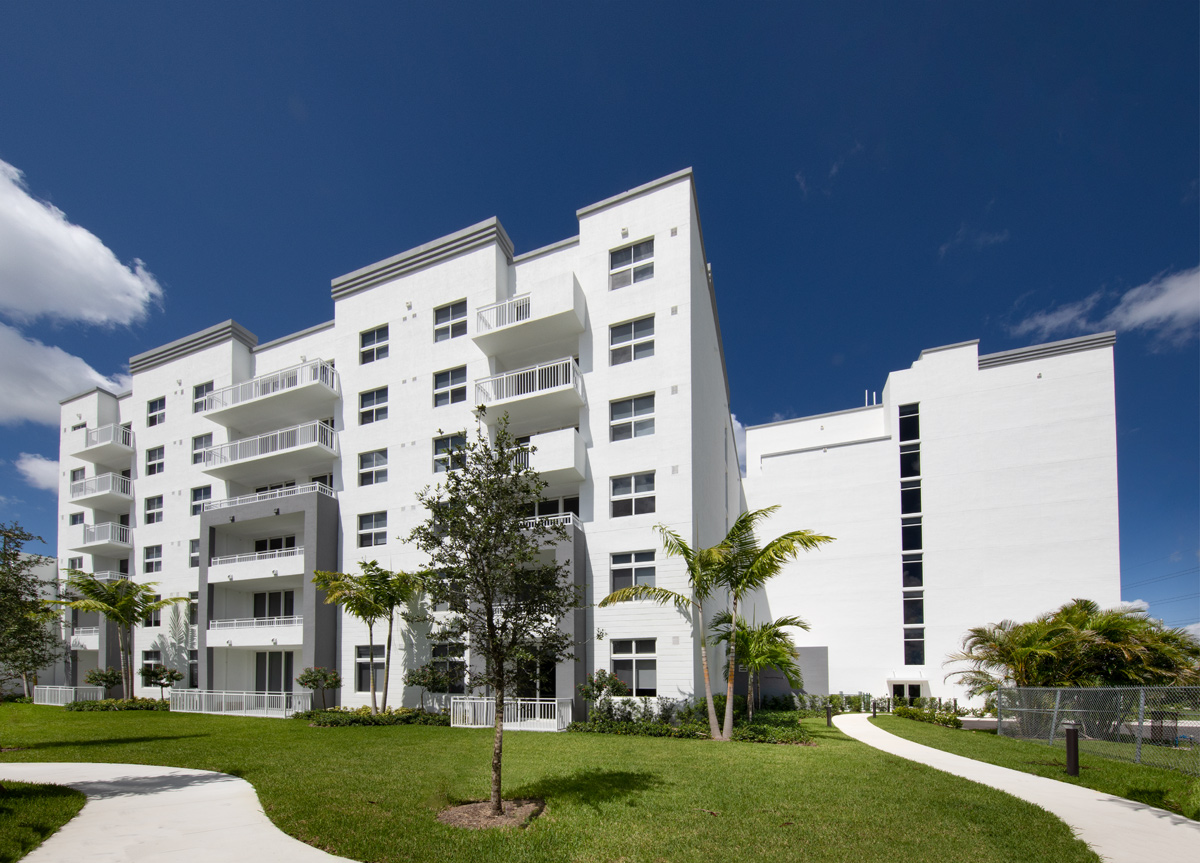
[996,686,1200,776]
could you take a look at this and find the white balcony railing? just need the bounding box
[70,472,132,500]
[209,547,304,567]
[72,626,100,637]
[208,616,303,631]
[476,294,531,332]
[520,512,580,532]
[91,571,129,582]
[202,359,338,412]
[203,482,335,512]
[85,424,133,449]
[83,522,131,546]
[451,697,573,732]
[170,689,311,718]
[34,685,105,706]
[200,421,336,468]
[475,358,582,405]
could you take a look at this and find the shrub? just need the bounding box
[294,706,450,727]
[65,698,169,711]
[2,694,32,703]
[893,702,963,729]
[730,724,813,744]
[679,693,747,724]
[84,667,123,690]
[578,669,632,703]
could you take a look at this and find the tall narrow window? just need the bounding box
[144,495,163,525]
[192,434,212,464]
[903,628,925,665]
[356,645,385,692]
[610,316,655,365]
[900,480,922,515]
[193,381,213,413]
[189,539,200,568]
[611,472,655,517]
[359,387,388,424]
[360,324,389,363]
[142,595,162,627]
[143,545,162,574]
[903,592,924,626]
[434,300,467,341]
[902,554,923,588]
[609,238,654,290]
[147,397,165,426]
[433,366,467,406]
[612,639,657,696]
[610,394,655,441]
[901,517,922,551]
[899,444,920,478]
[358,512,387,547]
[432,643,466,694]
[898,403,920,442]
[146,446,164,475]
[191,486,211,516]
[358,449,388,486]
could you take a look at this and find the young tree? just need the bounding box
[84,667,123,693]
[409,411,578,817]
[403,663,450,711]
[54,574,187,699]
[140,663,184,700]
[711,612,808,721]
[359,562,425,710]
[0,523,65,697]
[296,666,342,709]
[313,564,386,714]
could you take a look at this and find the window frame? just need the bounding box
[610,393,655,441]
[610,471,656,518]
[611,551,655,592]
[142,596,161,627]
[609,238,654,290]
[68,512,84,526]
[433,434,466,473]
[143,545,162,574]
[193,381,214,413]
[433,300,467,342]
[610,315,655,366]
[903,627,925,665]
[360,324,390,364]
[192,433,212,465]
[356,644,385,692]
[191,486,211,516]
[432,642,467,694]
[144,495,163,525]
[66,556,83,572]
[359,387,389,425]
[357,512,387,547]
[358,449,388,486]
[433,366,467,407]
[611,638,657,696]
[146,446,165,476]
[189,539,200,569]
[147,397,165,427]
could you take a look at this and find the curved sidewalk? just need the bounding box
[0,762,356,863]
[833,713,1200,862]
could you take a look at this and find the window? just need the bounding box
[253,590,295,619]
[146,446,164,476]
[68,512,84,526]
[433,434,466,473]
[360,324,389,363]
[147,397,165,426]
[189,539,200,568]
[144,545,162,574]
[255,481,295,493]
[609,238,654,290]
[610,394,655,441]
[900,480,921,515]
[433,366,467,407]
[611,472,655,517]
[434,300,467,341]
[311,473,333,489]
[612,638,656,696]
[610,316,654,365]
[144,495,163,525]
[188,649,198,688]
[432,642,466,694]
[141,649,162,673]
[612,551,655,591]
[529,496,580,518]
[902,553,923,588]
[192,434,212,464]
[254,536,296,553]
[70,468,85,483]
[358,512,387,547]
[142,595,161,627]
[359,387,388,424]
[898,403,920,442]
[193,381,213,413]
[901,517,922,551]
[188,591,199,625]
[356,645,385,692]
[191,486,211,516]
[903,628,925,665]
[903,592,924,626]
[358,449,388,486]
[899,444,920,478]
[66,557,83,572]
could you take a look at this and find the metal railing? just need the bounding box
[200,421,337,467]
[92,571,129,582]
[84,423,133,449]
[72,626,100,637]
[70,472,132,499]
[475,358,582,405]
[203,482,335,512]
[208,615,303,630]
[83,522,131,546]
[519,512,580,532]
[997,686,1200,776]
[450,697,573,732]
[170,689,311,718]
[210,546,304,567]
[202,359,338,412]
[33,685,105,706]
[477,294,532,332]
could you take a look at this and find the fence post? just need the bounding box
[1136,687,1145,765]
[1049,689,1061,745]
[996,688,1003,733]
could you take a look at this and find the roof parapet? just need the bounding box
[978,331,1116,369]
[575,168,695,218]
[128,320,257,375]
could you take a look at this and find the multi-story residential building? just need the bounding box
[52,169,1120,712]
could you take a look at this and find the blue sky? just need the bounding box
[1,3,1196,632]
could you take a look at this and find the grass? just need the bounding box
[0,704,1102,863]
[871,715,1200,820]
[0,780,86,863]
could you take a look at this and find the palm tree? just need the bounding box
[358,561,425,710]
[314,564,387,713]
[711,611,808,721]
[712,507,832,739]
[54,573,187,699]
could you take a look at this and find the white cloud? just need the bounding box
[1011,266,1200,346]
[730,414,747,477]
[0,321,130,425]
[1182,622,1200,640]
[0,158,163,326]
[16,452,58,491]
[1118,598,1150,613]
[939,223,1011,259]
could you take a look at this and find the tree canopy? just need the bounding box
[0,523,64,696]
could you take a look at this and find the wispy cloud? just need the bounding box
[793,141,865,198]
[0,157,163,326]
[1118,598,1150,613]
[16,452,58,491]
[1010,266,1200,347]
[939,223,1011,259]
[1183,622,1200,639]
[828,141,863,180]
[730,414,747,477]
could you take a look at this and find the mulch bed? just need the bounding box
[437,798,545,830]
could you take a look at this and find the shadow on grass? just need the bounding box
[21,734,208,750]
[511,769,664,811]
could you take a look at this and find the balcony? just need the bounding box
[71,627,100,651]
[517,428,586,485]
[201,359,339,433]
[208,546,306,583]
[91,571,129,583]
[199,421,338,484]
[69,522,132,556]
[203,481,335,513]
[70,423,134,468]
[473,273,586,357]
[520,511,582,540]
[475,358,584,429]
[69,472,132,512]
[208,616,304,647]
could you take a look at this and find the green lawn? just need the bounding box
[0,704,1101,863]
[871,715,1200,820]
[0,780,85,863]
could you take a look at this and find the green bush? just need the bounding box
[566,719,709,739]
[2,694,33,703]
[65,697,169,711]
[730,724,813,744]
[678,693,747,724]
[893,702,963,729]
[294,706,450,727]
[569,705,813,744]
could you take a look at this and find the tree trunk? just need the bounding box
[698,627,721,740]
[490,688,505,816]
[721,597,738,740]
[117,626,130,700]
[381,613,393,710]
[21,672,29,699]
[367,623,378,715]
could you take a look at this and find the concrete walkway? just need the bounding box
[0,762,354,862]
[833,713,1200,862]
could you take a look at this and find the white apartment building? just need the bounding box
[52,169,1120,712]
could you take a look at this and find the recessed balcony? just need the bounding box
[209,616,304,648]
[69,522,132,556]
[92,571,129,583]
[199,421,338,485]
[520,511,582,537]
[71,627,100,651]
[69,472,133,512]
[69,424,134,469]
[475,358,584,430]
[208,546,306,584]
[202,481,336,514]
[473,274,586,357]
[200,359,339,434]
[517,428,586,485]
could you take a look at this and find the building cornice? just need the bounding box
[978,331,1116,370]
[917,339,980,359]
[745,403,884,432]
[575,168,695,218]
[128,320,258,375]
[513,236,579,264]
[330,217,515,300]
[59,386,129,406]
